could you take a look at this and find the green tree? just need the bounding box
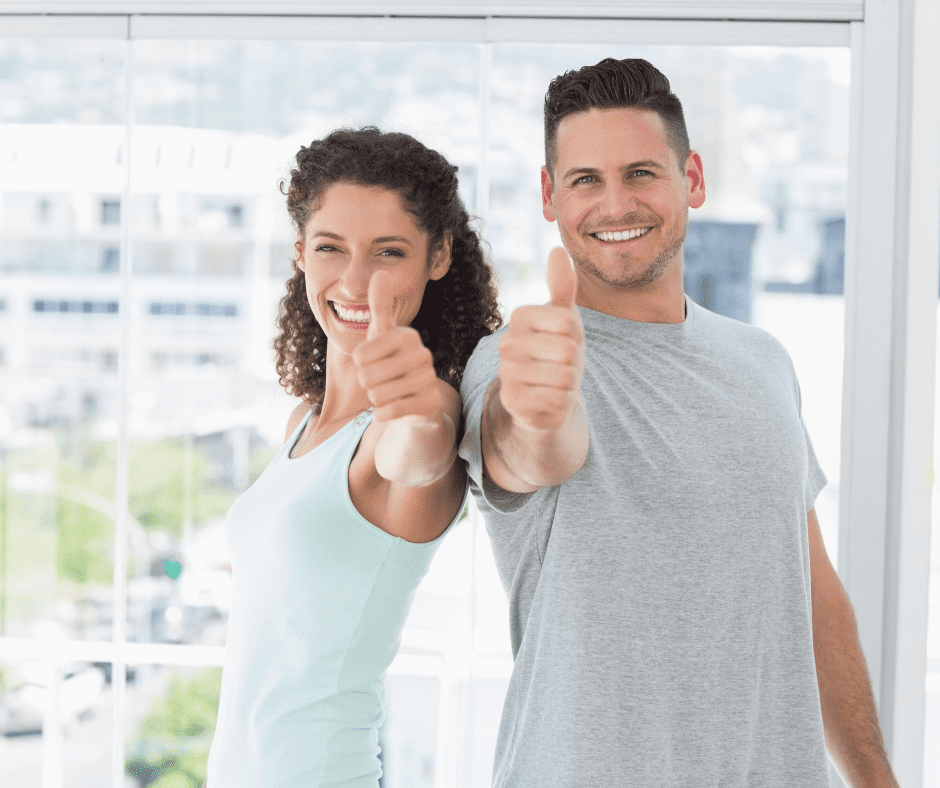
[127,668,222,788]
[52,433,238,584]
[56,499,111,583]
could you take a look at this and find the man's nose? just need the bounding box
[599,181,640,219]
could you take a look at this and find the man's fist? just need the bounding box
[497,247,584,432]
[352,271,442,423]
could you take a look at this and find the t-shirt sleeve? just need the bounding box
[801,418,827,514]
[793,372,827,514]
[458,330,535,514]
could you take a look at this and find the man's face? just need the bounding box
[541,107,705,292]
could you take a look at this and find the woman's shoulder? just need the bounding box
[284,400,314,442]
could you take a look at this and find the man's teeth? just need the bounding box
[594,227,651,242]
[333,303,371,323]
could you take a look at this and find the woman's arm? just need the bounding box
[372,381,459,488]
[350,369,466,543]
[347,272,465,541]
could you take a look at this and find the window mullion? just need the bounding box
[111,29,135,788]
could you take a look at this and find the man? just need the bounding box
[458,58,898,787]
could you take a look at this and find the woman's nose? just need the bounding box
[339,255,371,301]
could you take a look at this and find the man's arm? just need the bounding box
[481,377,588,492]
[808,509,899,788]
[480,247,589,493]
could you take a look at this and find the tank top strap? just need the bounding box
[353,406,376,427]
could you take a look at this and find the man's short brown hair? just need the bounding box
[544,58,690,178]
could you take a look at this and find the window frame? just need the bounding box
[0,4,935,787]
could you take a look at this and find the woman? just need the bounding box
[205,127,501,787]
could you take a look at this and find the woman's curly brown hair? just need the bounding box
[274,127,502,411]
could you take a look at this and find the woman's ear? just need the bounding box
[429,230,453,281]
[294,230,305,272]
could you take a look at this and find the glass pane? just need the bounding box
[487,43,848,560]
[0,659,42,788]
[0,657,113,788]
[0,39,126,645]
[125,664,220,788]
[382,669,440,788]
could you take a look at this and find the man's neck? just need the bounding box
[575,267,687,324]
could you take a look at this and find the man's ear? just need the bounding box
[686,151,706,210]
[294,230,305,271]
[429,230,453,281]
[541,166,557,223]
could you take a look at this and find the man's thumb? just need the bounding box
[367,271,395,339]
[546,246,577,308]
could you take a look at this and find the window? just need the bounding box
[32,299,119,314]
[0,7,936,788]
[101,247,120,274]
[148,303,238,318]
[101,199,121,226]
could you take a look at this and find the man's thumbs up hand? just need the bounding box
[546,246,578,309]
[497,247,585,432]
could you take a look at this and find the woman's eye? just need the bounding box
[378,248,405,257]
[315,245,338,253]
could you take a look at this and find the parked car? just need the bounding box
[0,662,106,736]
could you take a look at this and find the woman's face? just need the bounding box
[296,182,451,357]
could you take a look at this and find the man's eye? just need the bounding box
[574,175,595,185]
[631,170,653,178]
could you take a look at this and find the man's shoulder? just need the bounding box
[695,302,791,360]
[460,327,505,395]
[468,323,507,357]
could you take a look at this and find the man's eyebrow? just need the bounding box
[561,160,668,182]
[623,160,667,171]
[561,166,601,181]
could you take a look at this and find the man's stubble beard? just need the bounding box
[567,217,687,289]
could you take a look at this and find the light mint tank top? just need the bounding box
[207,408,466,787]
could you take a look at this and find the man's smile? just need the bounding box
[590,227,653,242]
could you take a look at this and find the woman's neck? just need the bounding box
[318,344,373,425]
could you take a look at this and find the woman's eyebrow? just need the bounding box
[373,236,412,245]
[311,231,412,245]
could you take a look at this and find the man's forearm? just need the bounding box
[813,571,899,788]
[481,378,588,491]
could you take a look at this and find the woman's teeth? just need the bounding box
[332,303,371,323]
[594,227,651,242]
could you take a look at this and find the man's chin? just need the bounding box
[573,253,672,290]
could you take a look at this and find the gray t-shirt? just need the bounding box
[459,297,830,787]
